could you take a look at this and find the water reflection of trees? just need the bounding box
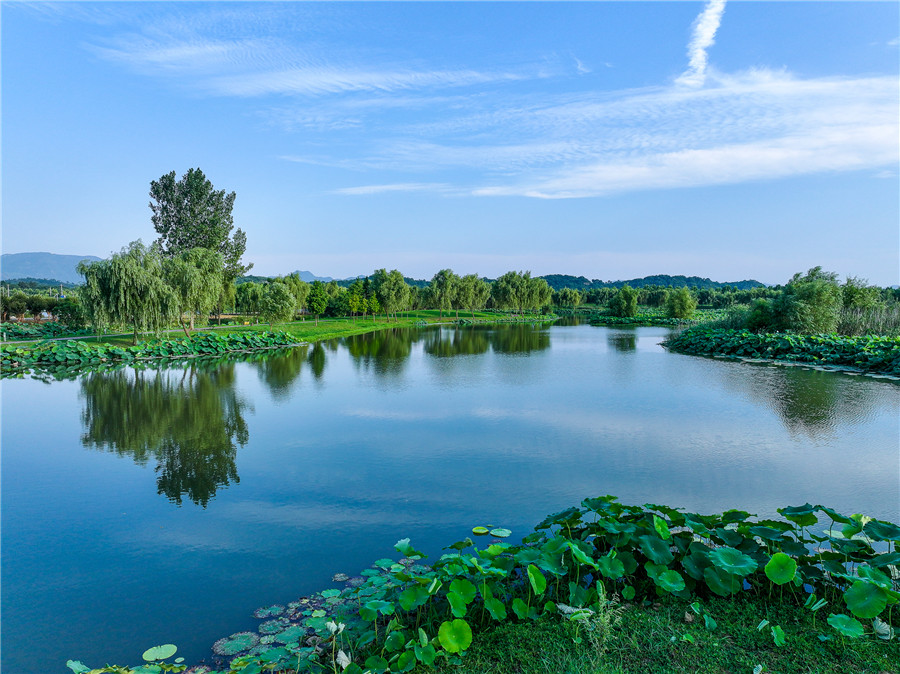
[488,324,550,354]
[423,328,489,358]
[80,364,248,506]
[254,346,309,400]
[344,328,419,378]
[607,332,637,352]
[724,365,889,440]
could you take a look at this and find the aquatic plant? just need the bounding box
[68,496,899,673]
[663,328,900,376]
[253,604,285,619]
[1,331,302,377]
[211,631,259,657]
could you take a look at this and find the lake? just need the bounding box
[2,323,898,672]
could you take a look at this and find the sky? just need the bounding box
[2,1,898,285]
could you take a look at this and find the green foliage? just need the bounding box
[1,331,301,376]
[773,267,843,333]
[164,248,224,334]
[662,327,900,376]
[149,167,251,279]
[259,283,295,325]
[78,241,178,345]
[69,494,900,673]
[306,281,329,325]
[608,284,638,318]
[665,287,698,319]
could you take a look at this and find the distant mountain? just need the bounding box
[294,270,333,283]
[539,274,765,291]
[1,252,102,284]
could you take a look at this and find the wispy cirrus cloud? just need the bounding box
[332,183,453,196]
[332,71,898,198]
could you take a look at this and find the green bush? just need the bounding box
[665,287,698,319]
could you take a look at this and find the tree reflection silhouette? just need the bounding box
[344,328,419,377]
[80,364,248,506]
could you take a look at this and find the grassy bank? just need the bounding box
[433,594,898,673]
[662,328,900,377]
[1,311,554,373]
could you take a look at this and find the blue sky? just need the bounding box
[2,1,898,285]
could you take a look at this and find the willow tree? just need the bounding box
[164,248,224,337]
[77,241,176,344]
[376,269,410,321]
[430,269,459,318]
[457,274,491,318]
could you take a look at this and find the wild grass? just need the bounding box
[430,595,900,674]
[838,305,900,337]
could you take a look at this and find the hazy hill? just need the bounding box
[2,252,101,284]
[540,274,765,291]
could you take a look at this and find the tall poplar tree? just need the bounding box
[149,168,252,280]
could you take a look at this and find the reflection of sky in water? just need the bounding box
[2,323,898,671]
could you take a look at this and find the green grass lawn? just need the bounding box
[7,310,550,348]
[430,595,899,674]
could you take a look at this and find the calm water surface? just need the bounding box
[2,323,898,672]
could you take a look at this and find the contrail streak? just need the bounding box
[677,0,727,87]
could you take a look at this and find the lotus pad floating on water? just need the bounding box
[212,631,259,656]
[274,625,306,644]
[332,573,349,582]
[345,576,366,587]
[259,619,288,634]
[253,604,285,619]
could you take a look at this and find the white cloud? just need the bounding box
[677,0,727,87]
[333,183,452,196]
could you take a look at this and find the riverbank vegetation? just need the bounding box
[659,268,900,375]
[67,496,899,673]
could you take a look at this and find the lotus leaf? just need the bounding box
[771,625,786,647]
[827,613,864,638]
[568,541,599,569]
[365,599,396,616]
[655,570,686,593]
[864,520,900,542]
[396,650,417,672]
[447,591,468,617]
[472,526,490,535]
[764,553,797,585]
[843,580,888,619]
[438,619,473,653]
[703,566,742,596]
[511,598,528,620]
[212,632,259,656]
[858,565,893,589]
[527,564,547,595]
[450,578,477,603]
[485,596,507,621]
[652,515,671,540]
[141,645,177,662]
[364,655,388,674]
[384,631,405,652]
[415,643,437,665]
[596,554,625,579]
[274,625,305,644]
[639,535,674,565]
[873,617,895,641]
[708,547,756,576]
[259,619,287,635]
[490,528,512,538]
[622,585,635,601]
